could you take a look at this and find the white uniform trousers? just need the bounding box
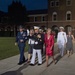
[59,45,65,57]
[30,49,42,64]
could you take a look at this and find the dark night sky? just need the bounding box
[0,0,48,12]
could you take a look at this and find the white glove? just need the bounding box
[15,43,17,46]
[20,40,24,42]
[35,42,38,44]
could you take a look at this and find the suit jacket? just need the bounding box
[33,33,43,49]
[16,31,27,47]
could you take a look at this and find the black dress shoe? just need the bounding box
[18,62,23,65]
[22,60,26,63]
[29,64,35,66]
[38,64,42,66]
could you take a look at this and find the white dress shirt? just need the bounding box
[28,39,35,45]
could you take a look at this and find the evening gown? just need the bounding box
[45,34,54,56]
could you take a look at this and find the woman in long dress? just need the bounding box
[45,28,55,67]
[66,31,74,57]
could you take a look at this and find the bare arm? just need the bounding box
[71,35,74,41]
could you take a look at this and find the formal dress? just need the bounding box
[45,34,54,56]
[66,35,73,51]
[28,35,34,54]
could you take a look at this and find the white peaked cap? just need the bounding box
[59,26,64,30]
[34,26,39,29]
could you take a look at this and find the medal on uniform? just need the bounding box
[23,33,26,36]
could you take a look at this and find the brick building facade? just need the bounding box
[0,0,75,36]
[25,9,48,29]
[48,0,75,35]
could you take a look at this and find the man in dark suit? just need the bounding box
[15,25,27,65]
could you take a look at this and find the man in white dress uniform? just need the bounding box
[57,27,67,57]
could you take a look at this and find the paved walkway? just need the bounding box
[0,43,75,75]
[40,54,75,75]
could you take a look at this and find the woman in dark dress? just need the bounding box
[27,29,34,62]
[66,31,74,57]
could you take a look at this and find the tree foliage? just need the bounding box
[8,1,27,25]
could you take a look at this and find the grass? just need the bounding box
[0,37,29,60]
[0,37,57,60]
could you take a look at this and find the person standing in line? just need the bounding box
[45,28,55,67]
[27,28,30,36]
[66,31,74,57]
[15,25,27,65]
[27,29,35,62]
[39,29,45,55]
[57,27,67,57]
[30,26,43,66]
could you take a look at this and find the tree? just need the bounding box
[8,1,27,25]
[8,1,27,36]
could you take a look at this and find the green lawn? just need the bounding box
[0,37,56,60]
[0,37,29,60]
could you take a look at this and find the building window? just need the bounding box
[34,17,37,22]
[68,26,72,31]
[66,11,71,20]
[50,1,55,7]
[66,0,71,6]
[65,25,72,33]
[55,0,59,7]
[67,14,71,20]
[52,12,57,21]
[41,16,45,21]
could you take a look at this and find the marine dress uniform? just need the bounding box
[30,33,43,65]
[16,26,27,65]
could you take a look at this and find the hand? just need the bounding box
[15,43,17,46]
[20,40,24,42]
[37,34,41,38]
[50,46,52,50]
[35,42,38,44]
